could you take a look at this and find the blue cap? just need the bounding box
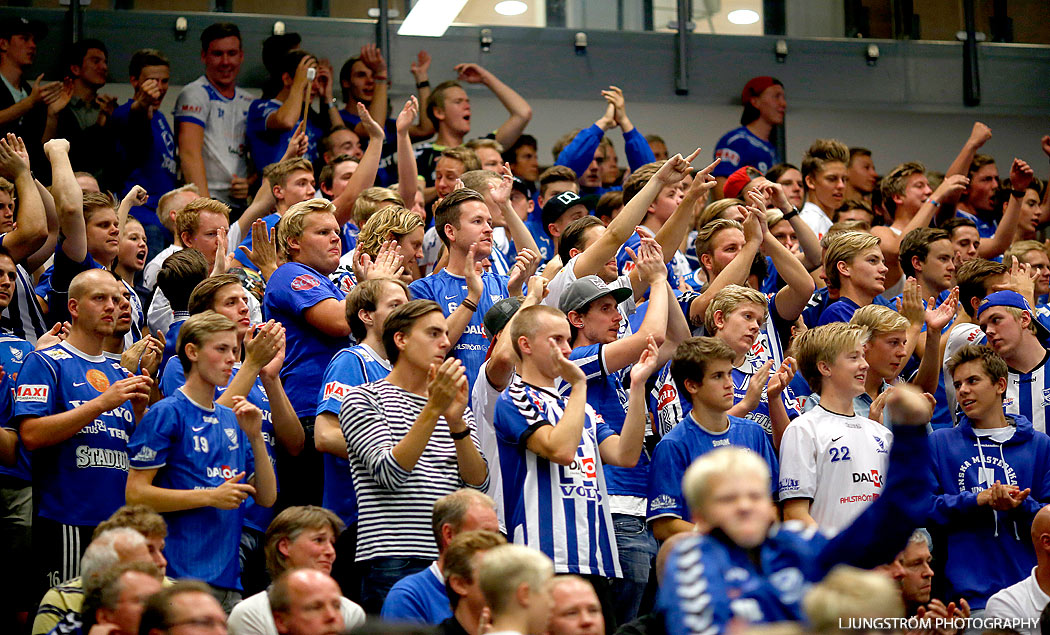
[977,290,1050,342]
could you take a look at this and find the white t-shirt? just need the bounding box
[173,76,255,205]
[778,405,893,534]
[943,321,986,424]
[985,567,1050,628]
[148,285,262,334]
[544,254,637,329]
[470,359,520,532]
[143,244,182,291]
[227,587,365,635]
[799,201,833,240]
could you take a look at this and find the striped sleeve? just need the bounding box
[339,385,413,490]
[497,384,553,448]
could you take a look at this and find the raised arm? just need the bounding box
[454,63,532,148]
[407,51,435,139]
[605,86,656,170]
[750,191,815,321]
[331,104,384,227]
[0,135,47,263]
[687,208,764,324]
[913,289,957,395]
[266,56,316,132]
[43,139,86,263]
[525,347,588,466]
[356,45,389,137]
[978,159,1033,259]
[603,240,668,371]
[396,97,421,210]
[575,151,698,284]
[600,336,659,467]
[652,157,719,268]
[762,180,822,271]
[946,122,992,178]
[486,277,544,391]
[492,162,539,257]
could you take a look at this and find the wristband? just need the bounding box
[1011,189,1027,198]
[927,199,940,208]
[416,80,430,89]
[461,298,478,313]
[374,75,388,82]
[328,98,338,108]
[450,428,471,441]
[782,207,800,221]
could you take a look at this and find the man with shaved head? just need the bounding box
[271,569,346,635]
[985,505,1050,622]
[12,268,153,596]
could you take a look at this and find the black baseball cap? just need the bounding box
[0,17,47,41]
[483,296,523,338]
[541,191,586,234]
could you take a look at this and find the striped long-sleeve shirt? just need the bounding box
[340,379,488,562]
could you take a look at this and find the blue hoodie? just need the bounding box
[927,414,1050,609]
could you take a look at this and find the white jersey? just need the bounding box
[173,76,255,205]
[1004,351,1050,435]
[778,405,892,534]
[420,226,442,276]
[143,244,181,291]
[799,201,833,240]
[943,321,985,423]
[469,359,520,532]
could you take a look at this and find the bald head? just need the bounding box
[1032,505,1050,545]
[69,268,120,302]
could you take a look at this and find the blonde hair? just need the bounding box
[266,157,313,188]
[849,304,909,335]
[704,284,768,334]
[695,198,745,231]
[356,205,423,259]
[157,184,200,233]
[350,186,404,227]
[790,322,870,394]
[276,199,336,257]
[694,219,745,271]
[0,177,14,201]
[879,161,926,216]
[1005,239,1049,265]
[174,197,231,240]
[801,138,849,185]
[803,565,904,633]
[479,544,554,614]
[82,191,117,220]
[822,231,881,290]
[682,447,771,515]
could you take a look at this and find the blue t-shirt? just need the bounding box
[493,381,620,577]
[409,269,509,390]
[127,390,255,589]
[955,209,997,239]
[160,313,187,377]
[615,232,679,290]
[817,297,862,325]
[568,343,650,499]
[13,342,134,526]
[110,100,177,209]
[263,262,348,418]
[647,414,778,524]
[246,98,323,170]
[315,344,391,526]
[712,126,779,178]
[380,563,453,624]
[158,358,278,533]
[0,333,35,482]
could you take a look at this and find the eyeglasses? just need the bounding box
[165,616,227,631]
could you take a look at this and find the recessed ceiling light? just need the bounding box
[727,9,760,25]
[495,1,528,16]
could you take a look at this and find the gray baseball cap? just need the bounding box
[559,275,633,314]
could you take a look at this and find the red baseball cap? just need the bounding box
[742,76,777,105]
[723,166,757,200]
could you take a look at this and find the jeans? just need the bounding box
[609,514,658,625]
[358,556,430,615]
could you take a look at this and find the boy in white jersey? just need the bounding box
[977,290,1050,433]
[779,322,893,534]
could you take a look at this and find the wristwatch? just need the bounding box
[782,207,800,221]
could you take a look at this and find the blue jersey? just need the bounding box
[567,343,650,499]
[110,101,177,208]
[409,269,508,390]
[493,381,620,577]
[127,390,255,589]
[658,425,931,632]
[246,99,323,169]
[0,333,34,482]
[263,262,348,417]
[816,297,861,325]
[615,232,679,290]
[160,313,187,377]
[955,209,997,239]
[712,126,779,177]
[158,358,278,532]
[647,415,778,524]
[315,344,391,526]
[13,342,134,526]
[232,213,280,271]
[1004,351,1050,435]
